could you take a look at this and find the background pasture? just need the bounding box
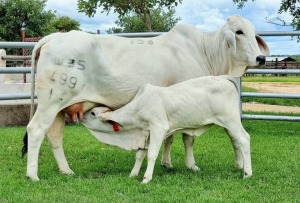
[0,120,299,202]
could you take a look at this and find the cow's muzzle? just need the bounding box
[256,55,266,65]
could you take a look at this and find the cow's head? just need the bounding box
[223,15,270,77]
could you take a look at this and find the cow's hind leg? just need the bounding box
[182,133,199,171]
[130,149,147,177]
[46,111,74,175]
[225,123,252,178]
[161,134,174,168]
[26,106,59,180]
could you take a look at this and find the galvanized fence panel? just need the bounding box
[1,31,300,121]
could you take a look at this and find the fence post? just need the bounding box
[0,49,8,83]
[236,77,243,120]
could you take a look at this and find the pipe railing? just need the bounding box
[0,31,299,122]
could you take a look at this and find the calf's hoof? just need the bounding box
[60,169,74,176]
[141,177,152,184]
[188,165,200,171]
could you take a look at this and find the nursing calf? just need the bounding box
[84,75,252,183]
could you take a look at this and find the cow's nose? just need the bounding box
[256,55,266,65]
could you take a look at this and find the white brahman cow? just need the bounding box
[83,75,251,184]
[23,15,268,180]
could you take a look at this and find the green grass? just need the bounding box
[242,86,300,107]
[241,76,300,107]
[242,76,300,83]
[1,122,300,202]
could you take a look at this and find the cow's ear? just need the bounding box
[224,30,236,52]
[256,35,270,56]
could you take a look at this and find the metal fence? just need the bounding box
[1,31,300,122]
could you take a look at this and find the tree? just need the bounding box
[77,0,182,32]
[106,8,180,33]
[232,0,299,31]
[48,16,81,32]
[0,0,56,41]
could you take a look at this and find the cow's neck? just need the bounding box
[201,30,234,76]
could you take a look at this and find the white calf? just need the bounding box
[84,75,252,183]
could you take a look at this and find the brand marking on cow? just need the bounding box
[50,71,78,89]
[130,39,154,45]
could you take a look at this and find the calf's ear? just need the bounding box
[256,35,270,56]
[224,30,236,52]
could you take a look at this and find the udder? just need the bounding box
[64,102,98,122]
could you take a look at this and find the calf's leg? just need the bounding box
[225,123,252,178]
[130,149,147,177]
[142,128,166,184]
[46,111,73,175]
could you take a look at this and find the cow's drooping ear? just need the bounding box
[224,30,236,52]
[256,35,270,56]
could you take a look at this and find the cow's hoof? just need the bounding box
[26,174,40,181]
[161,163,173,169]
[243,172,252,179]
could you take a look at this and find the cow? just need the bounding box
[23,15,269,180]
[82,75,251,184]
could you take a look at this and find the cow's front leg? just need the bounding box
[130,149,147,177]
[142,127,166,184]
[161,134,174,168]
[182,133,199,171]
[47,111,74,175]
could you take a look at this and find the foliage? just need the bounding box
[48,16,81,32]
[0,122,299,202]
[0,0,56,41]
[77,0,182,31]
[232,0,300,39]
[106,8,180,33]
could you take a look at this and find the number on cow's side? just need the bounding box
[60,73,68,85]
[68,77,77,89]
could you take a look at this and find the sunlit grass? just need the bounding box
[1,122,299,202]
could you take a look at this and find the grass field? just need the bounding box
[1,121,299,202]
[241,76,300,107]
[242,76,300,83]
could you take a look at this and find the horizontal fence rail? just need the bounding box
[240,69,300,122]
[0,31,300,122]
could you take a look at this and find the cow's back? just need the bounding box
[36,29,209,109]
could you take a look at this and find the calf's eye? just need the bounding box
[236,30,244,35]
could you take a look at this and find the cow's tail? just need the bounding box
[29,32,62,119]
[23,33,62,157]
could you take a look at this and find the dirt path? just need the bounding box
[242,82,300,113]
[243,82,300,94]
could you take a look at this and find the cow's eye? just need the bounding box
[236,30,244,35]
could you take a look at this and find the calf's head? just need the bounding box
[224,15,269,77]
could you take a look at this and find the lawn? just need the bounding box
[1,121,299,202]
[241,76,300,107]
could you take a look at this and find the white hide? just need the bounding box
[26,15,265,180]
[83,75,252,183]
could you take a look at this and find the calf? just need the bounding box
[83,75,252,183]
